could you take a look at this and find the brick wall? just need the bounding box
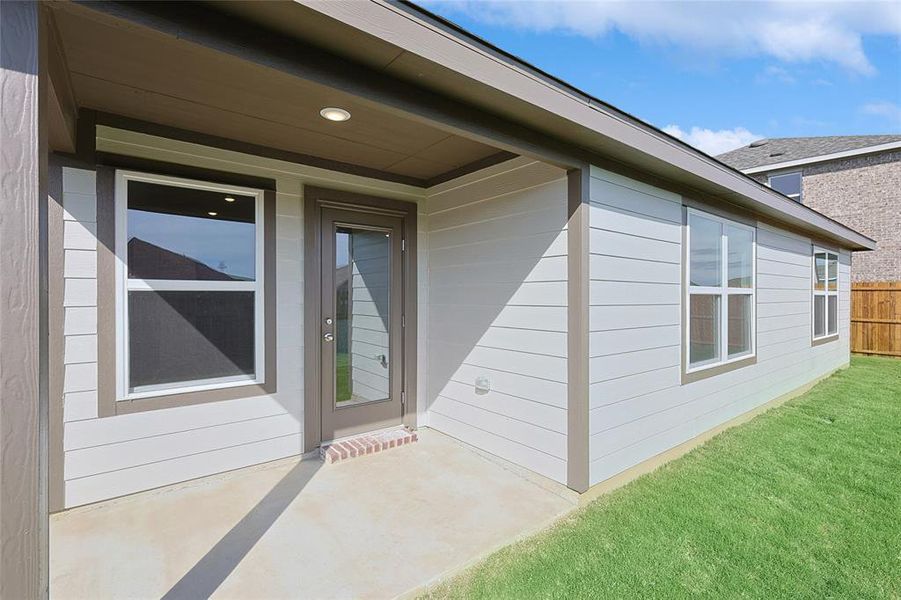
[754,150,901,282]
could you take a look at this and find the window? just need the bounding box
[686,209,756,372]
[115,171,265,400]
[768,172,802,202]
[812,248,839,340]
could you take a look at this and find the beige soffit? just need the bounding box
[298,1,876,251]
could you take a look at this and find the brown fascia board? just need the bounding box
[303,1,876,251]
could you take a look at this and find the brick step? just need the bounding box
[320,428,418,464]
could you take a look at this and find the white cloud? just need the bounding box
[756,65,796,85]
[663,125,762,156]
[861,101,901,127]
[423,1,901,75]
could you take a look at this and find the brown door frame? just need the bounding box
[303,186,417,452]
[320,208,403,440]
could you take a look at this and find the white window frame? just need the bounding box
[812,247,839,341]
[685,208,757,374]
[767,171,802,202]
[114,170,265,401]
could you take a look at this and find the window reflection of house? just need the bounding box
[128,237,240,281]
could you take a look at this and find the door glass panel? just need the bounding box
[334,226,391,407]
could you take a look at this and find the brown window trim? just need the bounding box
[812,333,839,347]
[682,355,758,385]
[680,204,758,385]
[682,195,757,228]
[95,161,277,417]
[811,246,841,349]
[303,185,418,453]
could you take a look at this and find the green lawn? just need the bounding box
[336,351,350,403]
[427,356,901,599]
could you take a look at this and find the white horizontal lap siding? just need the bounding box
[59,127,428,508]
[62,169,99,425]
[425,159,569,483]
[587,167,850,487]
[61,178,305,508]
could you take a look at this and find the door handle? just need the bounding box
[323,332,334,342]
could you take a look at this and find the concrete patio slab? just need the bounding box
[51,429,577,599]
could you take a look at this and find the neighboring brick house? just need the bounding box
[719,135,901,281]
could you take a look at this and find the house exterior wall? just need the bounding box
[587,166,851,487]
[55,126,424,508]
[751,150,900,281]
[423,158,570,483]
[52,127,860,507]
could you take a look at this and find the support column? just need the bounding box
[566,167,590,493]
[1,1,49,597]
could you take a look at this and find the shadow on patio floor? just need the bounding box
[162,458,321,599]
[51,430,574,599]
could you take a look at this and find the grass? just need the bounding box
[336,351,350,402]
[426,356,901,599]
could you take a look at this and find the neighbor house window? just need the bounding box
[686,209,756,372]
[768,172,802,202]
[115,171,265,400]
[812,248,839,340]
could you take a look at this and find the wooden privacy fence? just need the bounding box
[851,282,901,358]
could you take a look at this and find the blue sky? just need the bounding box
[421,1,901,155]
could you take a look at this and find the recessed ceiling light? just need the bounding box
[224,196,236,202]
[208,211,218,216]
[320,107,351,122]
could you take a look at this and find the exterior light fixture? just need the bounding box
[320,107,351,122]
[224,196,236,202]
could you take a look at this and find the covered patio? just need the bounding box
[5,2,871,596]
[51,430,575,599]
[40,0,577,514]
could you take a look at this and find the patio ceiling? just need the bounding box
[47,3,509,186]
[45,0,873,248]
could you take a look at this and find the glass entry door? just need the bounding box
[320,207,404,441]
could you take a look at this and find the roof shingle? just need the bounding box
[717,135,901,171]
